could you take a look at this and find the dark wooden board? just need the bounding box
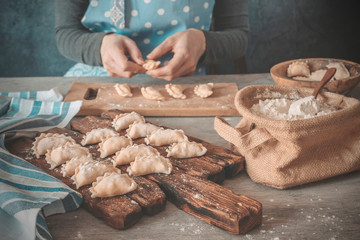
[147,172,262,235]
[5,111,263,235]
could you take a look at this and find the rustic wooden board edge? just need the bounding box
[147,172,263,235]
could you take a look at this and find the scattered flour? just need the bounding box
[251,94,337,120]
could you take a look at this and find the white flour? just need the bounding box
[251,95,337,120]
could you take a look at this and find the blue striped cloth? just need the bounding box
[0,88,83,240]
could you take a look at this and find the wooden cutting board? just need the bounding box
[63,82,239,116]
[5,110,262,235]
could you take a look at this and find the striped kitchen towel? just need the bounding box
[0,88,83,240]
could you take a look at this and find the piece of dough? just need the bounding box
[126,121,162,139]
[166,141,207,158]
[112,144,160,166]
[287,61,310,77]
[81,128,119,146]
[32,133,76,158]
[72,161,120,189]
[90,172,137,198]
[98,136,132,158]
[142,59,161,70]
[61,155,94,177]
[144,128,188,146]
[165,84,186,99]
[141,87,165,101]
[114,83,132,97]
[45,142,90,169]
[292,76,312,81]
[326,62,350,80]
[194,83,214,98]
[112,111,145,131]
[127,155,172,176]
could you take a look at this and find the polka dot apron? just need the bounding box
[65,0,215,77]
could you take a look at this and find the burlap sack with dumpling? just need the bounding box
[214,85,360,189]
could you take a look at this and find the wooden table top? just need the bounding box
[1,74,359,240]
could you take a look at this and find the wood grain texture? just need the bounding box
[5,111,261,235]
[63,82,239,116]
[147,172,262,235]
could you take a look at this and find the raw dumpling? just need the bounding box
[127,155,172,176]
[89,172,137,198]
[72,161,120,189]
[194,83,214,98]
[98,136,132,158]
[112,144,160,166]
[61,155,94,177]
[112,111,145,131]
[326,62,350,80]
[32,133,76,158]
[287,61,310,77]
[145,128,188,146]
[45,142,90,169]
[166,141,207,158]
[142,59,161,70]
[114,83,132,97]
[141,87,165,101]
[165,84,186,99]
[309,69,328,81]
[126,121,162,139]
[81,128,119,145]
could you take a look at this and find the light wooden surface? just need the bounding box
[1,74,360,240]
[64,82,239,116]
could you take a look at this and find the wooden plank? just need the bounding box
[63,82,239,116]
[147,172,262,235]
[5,128,167,228]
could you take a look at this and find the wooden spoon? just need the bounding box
[312,68,337,99]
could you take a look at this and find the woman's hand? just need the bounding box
[146,28,206,81]
[100,33,146,78]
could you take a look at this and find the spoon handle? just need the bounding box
[312,68,337,99]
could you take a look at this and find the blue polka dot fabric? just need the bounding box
[65,0,215,77]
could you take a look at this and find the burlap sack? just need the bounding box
[214,85,360,189]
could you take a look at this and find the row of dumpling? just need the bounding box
[31,111,207,198]
[32,133,138,198]
[114,82,214,100]
[287,61,350,81]
[111,111,207,158]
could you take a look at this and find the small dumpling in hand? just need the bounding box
[89,172,137,198]
[126,121,162,139]
[114,83,132,97]
[112,111,145,131]
[287,61,310,77]
[98,135,133,158]
[112,144,160,166]
[141,87,165,101]
[45,142,90,169]
[142,59,161,70]
[145,128,188,146]
[61,155,94,177]
[32,133,76,158]
[166,141,207,158]
[165,84,186,99]
[326,62,350,80]
[127,155,172,176]
[72,161,120,189]
[194,83,214,98]
[81,128,119,146]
